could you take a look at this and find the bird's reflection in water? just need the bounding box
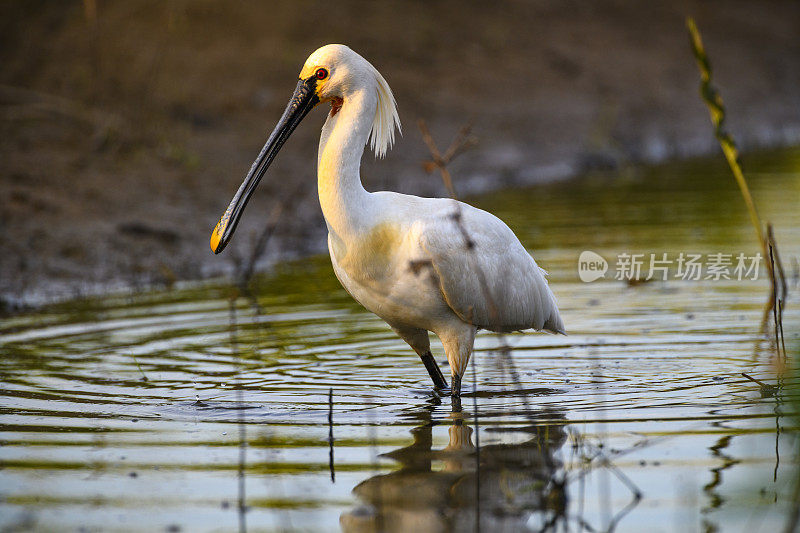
[341,398,569,532]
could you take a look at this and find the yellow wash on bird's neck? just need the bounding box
[337,221,401,284]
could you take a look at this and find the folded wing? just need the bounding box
[420,203,565,334]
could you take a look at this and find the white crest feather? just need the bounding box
[366,61,401,158]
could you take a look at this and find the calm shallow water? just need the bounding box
[2,149,800,532]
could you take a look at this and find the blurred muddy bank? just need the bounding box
[2,1,799,307]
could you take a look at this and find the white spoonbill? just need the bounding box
[210,44,564,396]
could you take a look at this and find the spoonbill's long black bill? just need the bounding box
[210,77,319,254]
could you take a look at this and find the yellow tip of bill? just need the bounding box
[210,221,224,254]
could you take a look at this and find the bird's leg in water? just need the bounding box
[451,395,462,412]
[419,351,448,389]
[440,325,474,398]
[390,326,448,390]
[451,374,462,397]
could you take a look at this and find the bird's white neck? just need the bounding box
[317,88,375,238]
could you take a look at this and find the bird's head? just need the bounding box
[209,44,400,254]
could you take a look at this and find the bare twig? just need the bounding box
[777,300,786,366]
[417,121,643,533]
[328,388,335,483]
[418,119,477,199]
[770,244,782,364]
[228,299,247,533]
[130,353,149,382]
[567,429,644,533]
[470,351,481,532]
[365,401,383,533]
[767,224,788,303]
[742,372,778,397]
[237,182,306,292]
[416,120,506,334]
[234,182,307,349]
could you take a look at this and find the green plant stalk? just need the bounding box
[686,18,769,268]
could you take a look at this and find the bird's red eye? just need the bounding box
[315,68,328,80]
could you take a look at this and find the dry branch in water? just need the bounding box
[686,19,769,268]
[416,122,546,412]
[417,120,502,328]
[687,18,789,361]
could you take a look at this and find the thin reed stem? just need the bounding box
[686,18,769,272]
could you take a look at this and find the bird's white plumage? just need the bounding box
[304,44,564,387]
[420,201,564,334]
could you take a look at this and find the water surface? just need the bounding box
[2,149,800,532]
